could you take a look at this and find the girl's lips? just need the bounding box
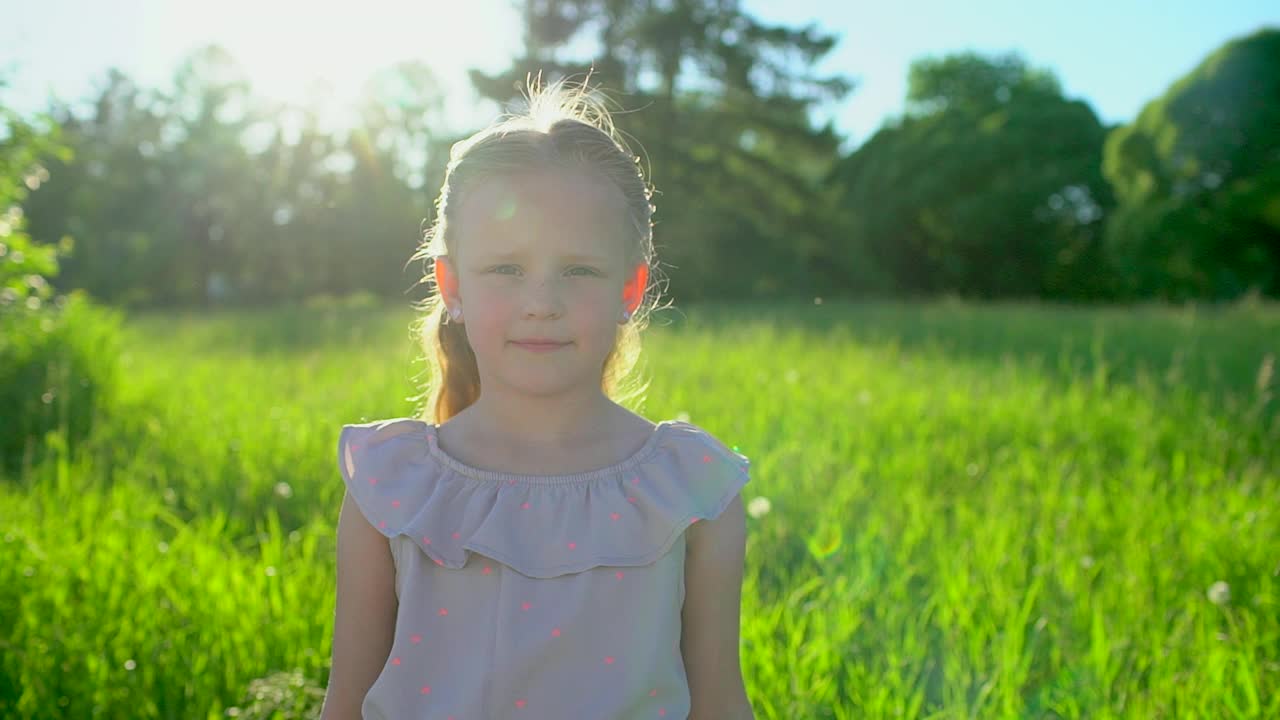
[511,340,570,352]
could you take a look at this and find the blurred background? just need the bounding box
[2,2,1278,719]
[3,0,1277,307]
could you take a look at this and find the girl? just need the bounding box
[320,75,754,720]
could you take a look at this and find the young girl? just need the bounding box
[320,76,754,720]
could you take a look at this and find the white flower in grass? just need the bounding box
[746,496,772,519]
[1207,581,1231,606]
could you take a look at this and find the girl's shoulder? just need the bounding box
[335,416,750,578]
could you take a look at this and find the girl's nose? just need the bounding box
[522,278,565,318]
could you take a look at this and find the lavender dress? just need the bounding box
[337,417,751,719]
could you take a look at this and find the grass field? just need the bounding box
[1,299,1278,719]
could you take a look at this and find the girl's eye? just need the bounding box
[488,265,599,277]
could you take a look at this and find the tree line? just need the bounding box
[7,1,1278,307]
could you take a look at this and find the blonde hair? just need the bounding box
[408,73,663,424]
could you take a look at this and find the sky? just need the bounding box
[2,0,1277,152]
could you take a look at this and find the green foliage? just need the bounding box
[465,0,859,299]
[225,670,324,720]
[22,50,440,308]
[0,98,71,306]
[8,16,1280,306]
[905,51,1064,118]
[1,301,1277,717]
[0,293,124,476]
[0,87,123,476]
[0,229,62,305]
[831,51,1117,298]
[1102,28,1280,300]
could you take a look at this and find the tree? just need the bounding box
[830,51,1116,298]
[1102,27,1280,300]
[156,45,263,305]
[468,0,857,299]
[0,80,70,310]
[339,62,447,294]
[23,69,176,305]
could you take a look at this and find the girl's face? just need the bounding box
[437,167,646,398]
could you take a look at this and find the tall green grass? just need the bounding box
[2,300,1276,718]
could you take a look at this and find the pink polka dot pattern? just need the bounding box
[336,417,751,718]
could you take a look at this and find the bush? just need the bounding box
[0,95,123,478]
[0,291,123,477]
[225,670,325,720]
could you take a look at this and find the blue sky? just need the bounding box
[2,1,1276,151]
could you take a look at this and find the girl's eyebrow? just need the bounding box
[477,251,608,263]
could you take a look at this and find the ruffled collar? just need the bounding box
[338,417,750,577]
[423,419,680,485]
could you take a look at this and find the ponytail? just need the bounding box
[415,299,481,424]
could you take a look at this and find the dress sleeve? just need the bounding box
[672,423,751,523]
[337,418,437,535]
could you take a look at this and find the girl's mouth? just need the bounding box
[510,340,570,352]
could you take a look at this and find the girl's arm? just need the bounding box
[681,493,755,719]
[318,490,399,720]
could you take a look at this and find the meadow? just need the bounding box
[1,299,1277,719]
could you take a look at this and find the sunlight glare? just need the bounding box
[167,0,520,132]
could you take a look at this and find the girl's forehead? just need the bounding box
[455,169,628,259]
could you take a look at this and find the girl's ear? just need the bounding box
[622,262,649,314]
[435,256,461,305]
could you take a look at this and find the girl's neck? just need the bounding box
[437,393,657,477]
[454,390,626,450]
